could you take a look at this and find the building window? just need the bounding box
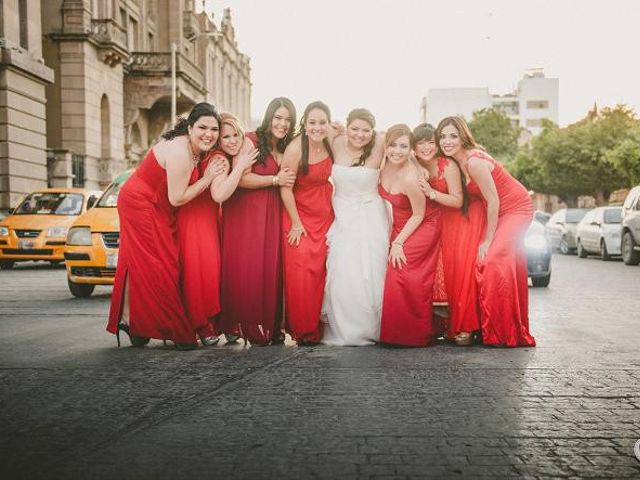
[526,118,543,128]
[148,32,154,51]
[72,155,86,188]
[19,0,28,49]
[129,17,138,50]
[527,100,549,109]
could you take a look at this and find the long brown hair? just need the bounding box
[347,108,377,167]
[255,97,297,165]
[434,116,472,214]
[297,101,334,175]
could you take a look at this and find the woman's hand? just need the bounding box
[287,223,307,246]
[233,147,259,171]
[478,240,491,262]
[389,242,407,270]
[277,167,296,188]
[204,157,228,182]
[418,177,434,197]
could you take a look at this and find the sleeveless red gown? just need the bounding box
[467,151,536,347]
[378,184,441,347]
[107,149,194,343]
[282,156,334,343]
[218,132,283,345]
[176,154,222,338]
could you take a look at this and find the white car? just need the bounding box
[575,206,622,260]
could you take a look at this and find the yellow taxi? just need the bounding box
[64,169,134,297]
[0,188,102,270]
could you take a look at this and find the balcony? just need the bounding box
[90,19,128,66]
[126,51,205,94]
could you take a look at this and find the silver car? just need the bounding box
[575,206,622,260]
[544,208,589,254]
[621,185,640,266]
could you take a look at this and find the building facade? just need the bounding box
[0,0,54,211]
[1,0,251,212]
[420,69,559,138]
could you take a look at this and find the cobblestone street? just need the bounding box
[1,255,639,479]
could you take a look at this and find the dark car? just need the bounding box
[525,220,552,287]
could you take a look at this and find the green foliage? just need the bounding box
[511,105,640,204]
[468,108,520,163]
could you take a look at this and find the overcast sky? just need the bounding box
[202,0,640,129]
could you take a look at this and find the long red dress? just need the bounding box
[282,156,334,343]
[428,157,450,306]
[436,159,485,339]
[107,149,194,343]
[218,132,283,345]
[467,151,536,347]
[378,185,441,347]
[176,154,221,338]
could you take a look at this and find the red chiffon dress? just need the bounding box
[176,154,222,339]
[378,185,441,347]
[467,151,536,347]
[107,149,194,344]
[282,156,334,344]
[219,132,283,345]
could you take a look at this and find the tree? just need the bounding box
[605,136,640,186]
[468,108,520,163]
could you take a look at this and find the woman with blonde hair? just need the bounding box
[436,116,535,347]
[378,124,441,347]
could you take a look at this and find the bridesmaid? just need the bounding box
[280,101,334,345]
[219,98,297,346]
[378,124,441,347]
[413,123,480,346]
[176,112,258,346]
[437,116,535,347]
[107,102,224,350]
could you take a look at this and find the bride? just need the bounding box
[322,108,390,346]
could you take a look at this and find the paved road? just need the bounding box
[0,255,639,479]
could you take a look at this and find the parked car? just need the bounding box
[64,170,133,297]
[575,206,622,260]
[525,220,552,287]
[0,188,101,270]
[620,185,640,266]
[544,208,589,254]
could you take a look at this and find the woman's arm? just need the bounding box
[210,147,259,203]
[162,141,219,207]
[468,157,499,261]
[280,139,305,246]
[237,137,296,189]
[388,175,426,269]
[418,162,464,208]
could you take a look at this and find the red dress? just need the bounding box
[107,149,194,343]
[428,157,449,306]
[218,133,283,345]
[176,154,222,338]
[436,158,484,339]
[282,156,334,343]
[378,185,441,347]
[467,151,536,347]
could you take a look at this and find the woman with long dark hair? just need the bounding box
[219,98,297,346]
[321,108,389,346]
[436,116,535,347]
[280,101,335,345]
[107,102,227,350]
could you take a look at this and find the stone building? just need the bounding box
[0,0,54,211]
[0,0,251,212]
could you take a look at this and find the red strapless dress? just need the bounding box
[218,132,283,345]
[282,156,334,343]
[176,154,222,338]
[467,151,536,347]
[107,149,194,343]
[378,184,441,347]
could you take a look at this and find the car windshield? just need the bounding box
[604,208,622,224]
[566,209,587,223]
[97,180,124,207]
[15,192,84,216]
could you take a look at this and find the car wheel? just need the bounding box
[532,274,551,287]
[0,260,15,270]
[600,239,611,261]
[68,279,95,298]
[622,231,640,265]
[559,236,570,255]
[576,240,587,258]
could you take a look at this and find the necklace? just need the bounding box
[187,139,201,168]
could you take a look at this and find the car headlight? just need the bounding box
[66,227,92,246]
[525,234,548,250]
[0,226,8,237]
[47,226,69,237]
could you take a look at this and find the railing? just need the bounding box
[127,52,204,89]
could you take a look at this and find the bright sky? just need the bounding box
[202,0,640,129]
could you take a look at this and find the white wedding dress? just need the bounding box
[321,164,390,346]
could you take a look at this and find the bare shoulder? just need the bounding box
[285,135,303,154]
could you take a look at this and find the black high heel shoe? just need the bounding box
[199,334,220,347]
[116,322,150,347]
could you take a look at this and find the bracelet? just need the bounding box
[392,241,403,247]
[272,175,279,186]
[429,190,437,201]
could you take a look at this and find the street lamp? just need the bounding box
[170,31,223,122]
